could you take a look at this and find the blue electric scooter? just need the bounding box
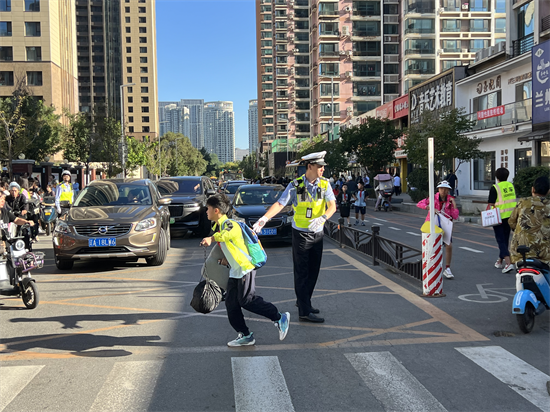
[39,196,57,236]
[512,245,550,333]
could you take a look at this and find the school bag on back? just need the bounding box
[223,219,267,269]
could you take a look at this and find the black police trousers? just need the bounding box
[292,228,323,316]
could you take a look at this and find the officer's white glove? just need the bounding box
[57,208,61,215]
[308,216,327,232]
[252,216,269,234]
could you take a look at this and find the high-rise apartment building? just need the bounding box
[0,0,78,116]
[204,101,235,164]
[75,0,159,141]
[180,99,205,149]
[158,103,190,137]
[248,99,259,153]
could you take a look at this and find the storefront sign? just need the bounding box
[532,40,550,125]
[508,72,532,85]
[395,135,407,159]
[477,105,505,120]
[393,95,409,119]
[476,75,501,94]
[376,101,394,120]
[409,71,454,125]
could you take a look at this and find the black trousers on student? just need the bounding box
[292,228,324,317]
[225,270,280,336]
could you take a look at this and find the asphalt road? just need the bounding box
[0,216,549,412]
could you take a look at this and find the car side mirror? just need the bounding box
[158,197,171,205]
[206,189,216,196]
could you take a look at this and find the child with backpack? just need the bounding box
[200,194,290,347]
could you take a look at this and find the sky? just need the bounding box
[156,0,257,151]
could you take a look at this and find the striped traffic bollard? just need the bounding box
[421,232,446,297]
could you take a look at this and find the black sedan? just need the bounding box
[221,180,249,202]
[230,184,293,242]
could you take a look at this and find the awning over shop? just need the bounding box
[518,130,550,142]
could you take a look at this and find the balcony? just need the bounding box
[354,51,381,57]
[405,28,435,34]
[467,99,532,131]
[441,27,461,32]
[404,48,435,55]
[295,0,308,6]
[354,31,381,37]
[319,51,340,57]
[320,31,340,36]
[353,10,381,17]
[354,70,381,77]
[510,34,534,58]
[442,48,461,53]
[443,6,461,11]
[319,10,339,17]
[469,27,490,32]
[404,68,435,75]
[405,6,435,14]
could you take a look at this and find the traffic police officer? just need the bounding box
[253,151,336,323]
[55,170,74,215]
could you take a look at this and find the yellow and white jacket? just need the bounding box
[213,215,255,278]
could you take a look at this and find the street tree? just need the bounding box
[200,147,222,176]
[404,108,482,174]
[340,117,401,175]
[125,136,148,177]
[298,136,348,174]
[0,96,25,180]
[164,133,206,176]
[61,111,93,164]
[240,153,258,180]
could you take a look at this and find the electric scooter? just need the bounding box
[512,245,550,333]
[40,196,57,236]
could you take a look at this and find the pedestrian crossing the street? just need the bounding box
[1,346,548,412]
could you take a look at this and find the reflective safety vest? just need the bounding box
[59,183,74,204]
[292,175,330,229]
[494,181,517,219]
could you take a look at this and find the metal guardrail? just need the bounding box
[324,220,423,281]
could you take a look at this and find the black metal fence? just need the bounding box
[324,220,423,281]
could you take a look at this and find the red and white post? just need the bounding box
[422,137,445,297]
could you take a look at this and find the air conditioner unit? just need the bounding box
[345,71,352,78]
[293,48,300,53]
[339,50,347,55]
[347,50,353,56]
[289,116,295,121]
[437,48,444,55]
[288,13,294,19]
[342,26,350,36]
[345,6,351,12]
[288,35,294,41]
[438,7,444,14]
[384,36,392,42]
[462,48,469,53]
[346,106,353,113]
[289,68,294,74]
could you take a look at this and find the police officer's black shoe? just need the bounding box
[295,301,320,313]
[299,314,325,323]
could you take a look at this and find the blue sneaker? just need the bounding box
[275,312,290,341]
[227,332,255,347]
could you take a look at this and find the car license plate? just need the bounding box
[88,238,116,247]
[260,228,277,236]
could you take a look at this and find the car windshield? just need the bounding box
[156,180,202,195]
[234,186,284,206]
[73,184,152,207]
[225,184,245,195]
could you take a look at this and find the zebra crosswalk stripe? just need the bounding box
[346,352,447,412]
[232,356,295,412]
[0,365,44,412]
[89,360,164,412]
[456,346,550,412]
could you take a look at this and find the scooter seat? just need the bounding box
[517,259,550,271]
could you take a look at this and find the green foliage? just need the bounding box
[298,135,348,174]
[340,117,401,175]
[200,147,222,176]
[513,166,550,198]
[404,108,482,174]
[61,111,93,163]
[125,136,148,176]
[406,168,430,202]
[240,153,258,180]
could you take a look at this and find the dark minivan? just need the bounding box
[156,176,216,236]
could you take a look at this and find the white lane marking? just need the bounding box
[457,346,550,412]
[459,247,484,254]
[407,232,422,237]
[0,365,44,412]
[89,360,164,412]
[371,217,388,222]
[232,356,295,412]
[389,227,401,231]
[346,352,447,412]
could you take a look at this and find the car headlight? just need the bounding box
[55,221,70,234]
[183,203,200,208]
[14,239,25,251]
[135,217,157,231]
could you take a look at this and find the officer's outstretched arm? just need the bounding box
[325,200,337,219]
[252,202,285,233]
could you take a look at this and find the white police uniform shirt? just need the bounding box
[277,177,336,233]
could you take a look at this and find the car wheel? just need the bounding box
[146,228,167,266]
[55,256,73,270]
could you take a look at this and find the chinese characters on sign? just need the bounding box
[477,105,505,120]
[393,95,409,119]
[409,71,454,124]
[532,40,550,125]
[476,75,501,94]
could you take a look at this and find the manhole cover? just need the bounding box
[493,331,516,337]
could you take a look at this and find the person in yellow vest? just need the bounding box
[252,151,337,323]
[55,170,74,215]
[487,167,517,274]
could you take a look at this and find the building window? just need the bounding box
[515,80,532,101]
[354,101,380,116]
[319,63,338,77]
[25,22,41,37]
[0,71,14,86]
[126,57,132,63]
[139,37,147,43]
[139,27,146,33]
[126,27,131,33]
[473,152,495,190]
[140,77,148,83]
[140,67,148,73]
[354,82,381,96]
[141,106,149,113]
[128,107,133,113]
[126,47,131,53]
[139,17,146,23]
[25,0,39,11]
[495,18,506,33]
[127,67,132,73]
[472,90,501,112]
[0,1,11,12]
[127,76,132,83]
[495,0,505,12]
[129,116,134,123]
[142,116,149,123]
[515,148,532,174]
[129,126,134,133]
[0,47,13,61]
[320,103,339,116]
[27,71,42,86]
[384,84,399,94]
[141,96,149,103]
[470,19,489,32]
[0,22,12,36]
[141,87,148,93]
[26,46,41,61]
[138,7,146,13]
[126,37,131,43]
[125,17,130,23]
[128,96,133,103]
[140,57,148,63]
[469,39,489,52]
[127,87,133,93]
[140,47,147,53]
[125,6,130,13]
[142,126,150,133]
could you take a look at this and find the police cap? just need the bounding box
[301,151,327,166]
